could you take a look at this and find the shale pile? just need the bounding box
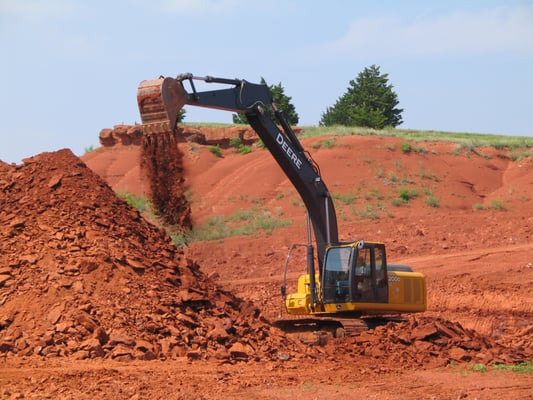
[0,149,295,362]
[337,316,532,369]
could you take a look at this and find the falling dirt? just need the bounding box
[140,132,191,229]
[1,128,532,399]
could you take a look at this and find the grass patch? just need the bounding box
[116,191,151,213]
[400,143,412,153]
[355,204,380,219]
[84,145,95,154]
[310,138,338,149]
[392,188,418,206]
[236,144,252,154]
[364,187,384,200]
[492,361,533,374]
[297,125,533,151]
[417,163,440,181]
[472,202,485,211]
[426,193,440,208]
[184,123,533,150]
[469,363,488,373]
[192,206,292,241]
[385,143,396,151]
[229,137,252,155]
[490,198,506,211]
[332,191,357,205]
[208,145,222,157]
[462,362,533,375]
[509,148,533,161]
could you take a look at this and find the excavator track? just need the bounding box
[272,315,403,344]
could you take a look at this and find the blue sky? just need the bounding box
[1,0,532,163]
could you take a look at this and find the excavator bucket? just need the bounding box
[136,77,192,229]
[136,78,188,137]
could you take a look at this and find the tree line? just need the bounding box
[233,64,403,129]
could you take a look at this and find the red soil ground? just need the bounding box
[1,126,532,399]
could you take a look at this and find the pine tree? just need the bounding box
[320,65,403,129]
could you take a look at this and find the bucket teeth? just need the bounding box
[137,78,173,137]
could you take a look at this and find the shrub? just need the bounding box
[400,143,412,153]
[491,198,506,211]
[237,144,252,155]
[209,145,222,157]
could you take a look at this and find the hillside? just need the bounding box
[1,125,532,399]
[81,126,533,335]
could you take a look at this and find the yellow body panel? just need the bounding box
[285,271,426,315]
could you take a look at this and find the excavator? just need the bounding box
[137,74,426,334]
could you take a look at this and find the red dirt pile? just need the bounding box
[337,316,531,369]
[0,149,295,362]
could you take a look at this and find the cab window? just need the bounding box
[322,247,352,302]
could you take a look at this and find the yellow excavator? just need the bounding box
[137,74,426,331]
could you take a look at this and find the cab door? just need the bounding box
[351,243,388,303]
[321,245,353,303]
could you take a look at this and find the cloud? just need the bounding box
[326,5,533,58]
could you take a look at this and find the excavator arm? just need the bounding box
[137,74,339,305]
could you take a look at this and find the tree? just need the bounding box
[232,78,299,125]
[320,65,403,129]
[177,108,186,123]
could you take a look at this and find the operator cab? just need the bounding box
[321,241,388,305]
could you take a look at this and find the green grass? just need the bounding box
[229,137,242,147]
[469,363,488,373]
[417,163,440,181]
[116,191,151,213]
[237,144,252,154]
[191,206,292,241]
[447,362,533,378]
[114,190,291,245]
[84,145,96,154]
[490,198,506,211]
[364,187,384,200]
[400,142,412,153]
[426,193,440,208]
[391,189,418,206]
[229,136,253,154]
[463,362,533,375]
[208,145,222,157]
[398,188,418,203]
[492,361,533,374]
[472,202,485,211]
[298,125,533,150]
[310,138,338,149]
[181,123,533,149]
[509,148,533,161]
[354,204,380,219]
[332,191,357,205]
